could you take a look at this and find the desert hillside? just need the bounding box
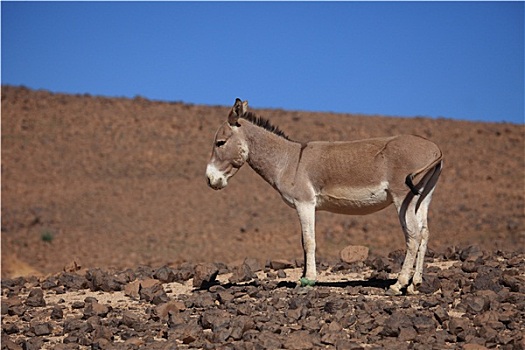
[2,86,524,278]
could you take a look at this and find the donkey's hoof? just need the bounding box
[385,286,403,296]
[299,277,316,287]
[407,284,420,295]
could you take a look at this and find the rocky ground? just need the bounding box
[2,245,525,349]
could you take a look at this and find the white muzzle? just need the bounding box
[206,163,228,190]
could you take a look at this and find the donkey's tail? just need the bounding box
[405,149,443,212]
[405,147,443,193]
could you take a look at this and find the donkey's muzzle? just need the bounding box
[206,163,227,190]
[206,176,224,190]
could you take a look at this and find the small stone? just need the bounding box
[192,263,219,289]
[172,262,195,282]
[92,324,113,341]
[1,336,23,350]
[200,309,231,331]
[229,315,255,340]
[71,301,85,309]
[412,315,435,334]
[154,300,186,320]
[283,330,315,349]
[50,306,64,319]
[398,326,417,341]
[418,274,441,294]
[277,269,287,278]
[21,338,44,350]
[25,288,46,307]
[154,265,176,283]
[2,323,19,335]
[462,261,478,273]
[464,296,490,314]
[473,272,502,292]
[463,344,490,350]
[244,257,262,272]
[139,278,169,305]
[217,290,235,304]
[448,317,472,340]
[269,259,294,270]
[340,245,369,264]
[124,337,145,347]
[381,311,412,337]
[434,306,449,324]
[121,311,145,332]
[83,301,111,318]
[320,321,343,345]
[30,322,52,336]
[229,262,256,284]
[124,280,141,299]
[460,245,484,262]
[87,268,122,292]
[255,330,283,349]
[58,272,89,290]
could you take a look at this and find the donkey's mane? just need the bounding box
[241,112,292,141]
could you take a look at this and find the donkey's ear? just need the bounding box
[228,98,247,126]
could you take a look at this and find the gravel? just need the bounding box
[2,246,524,349]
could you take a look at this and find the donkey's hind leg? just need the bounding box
[408,188,435,294]
[387,192,421,296]
[408,163,441,294]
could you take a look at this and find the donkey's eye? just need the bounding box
[216,140,226,147]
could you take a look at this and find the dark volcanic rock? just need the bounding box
[284,330,318,349]
[381,311,413,337]
[460,245,484,262]
[58,272,89,290]
[86,268,123,292]
[448,317,474,341]
[200,309,231,331]
[412,315,436,334]
[138,279,169,305]
[83,300,111,318]
[229,262,257,284]
[4,250,525,349]
[418,273,441,294]
[25,288,45,307]
[192,263,219,289]
[269,259,294,270]
[153,265,176,283]
[30,321,52,336]
[50,305,64,319]
[229,315,256,340]
[120,311,145,332]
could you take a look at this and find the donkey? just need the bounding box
[206,99,443,295]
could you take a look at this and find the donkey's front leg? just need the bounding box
[296,202,317,286]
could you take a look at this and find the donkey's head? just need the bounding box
[206,98,249,190]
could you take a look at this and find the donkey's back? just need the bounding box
[298,134,441,197]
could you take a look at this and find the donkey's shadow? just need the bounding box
[198,277,396,292]
[276,278,397,290]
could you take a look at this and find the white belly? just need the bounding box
[316,181,392,215]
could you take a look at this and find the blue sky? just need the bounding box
[2,1,524,124]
